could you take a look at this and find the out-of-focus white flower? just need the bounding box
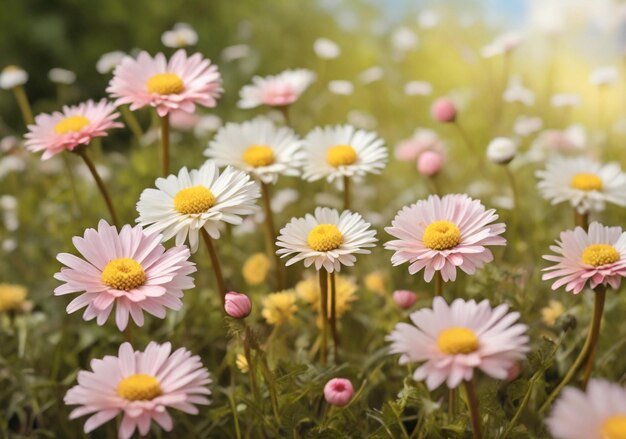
[221,44,252,62]
[514,115,543,136]
[271,188,299,212]
[590,66,618,87]
[328,80,354,95]
[418,10,440,28]
[2,239,17,253]
[404,81,432,96]
[1,196,18,232]
[551,93,581,108]
[347,110,377,130]
[0,136,19,153]
[48,68,76,85]
[358,66,384,84]
[487,137,518,164]
[313,38,341,59]
[391,26,419,52]
[194,114,222,138]
[76,162,111,183]
[530,125,587,161]
[0,65,28,89]
[0,195,17,211]
[491,195,515,210]
[161,23,198,48]
[0,156,26,180]
[503,76,535,106]
[481,32,523,58]
[529,0,565,35]
[96,51,126,74]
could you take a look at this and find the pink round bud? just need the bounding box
[506,362,522,381]
[323,378,354,407]
[392,290,417,309]
[431,97,457,123]
[417,150,444,177]
[224,291,252,319]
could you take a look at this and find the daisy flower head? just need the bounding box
[107,49,222,117]
[302,125,388,185]
[536,156,626,214]
[54,220,196,331]
[237,68,316,109]
[64,342,211,439]
[205,116,305,184]
[24,99,122,160]
[386,296,529,390]
[542,222,626,294]
[384,194,506,282]
[0,65,28,89]
[261,290,298,325]
[276,207,377,273]
[547,379,626,439]
[136,161,260,253]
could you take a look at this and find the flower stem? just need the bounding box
[200,229,227,305]
[580,286,607,389]
[278,105,291,126]
[259,352,281,424]
[540,285,606,413]
[243,326,260,402]
[464,379,482,439]
[12,85,33,126]
[448,388,457,418]
[434,271,443,296]
[318,268,329,366]
[343,175,351,211]
[120,105,143,143]
[160,114,170,176]
[260,181,285,289]
[75,148,120,227]
[573,210,589,230]
[124,324,133,343]
[329,271,339,363]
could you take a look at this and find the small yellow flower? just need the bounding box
[541,300,564,326]
[242,253,271,286]
[364,271,386,295]
[296,274,357,318]
[236,354,249,373]
[0,284,27,312]
[262,290,298,325]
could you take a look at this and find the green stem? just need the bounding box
[573,210,589,230]
[160,114,170,176]
[13,85,33,126]
[243,326,259,402]
[434,271,443,296]
[260,353,281,424]
[75,148,120,227]
[448,388,456,418]
[580,287,607,389]
[319,268,329,366]
[278,105,291,126]
[343,175,351,211]
[260,181,285,289]
[329,271,339,363]
[464,379,482,439]
[200,229,227,305]
[120,106,143,143]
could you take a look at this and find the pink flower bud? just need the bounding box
[393,290,417,309]
[224,291,252,319]
[417,150,444,177]
[431,97,457,123]
[324,378,354,407]
[506,362,522,381]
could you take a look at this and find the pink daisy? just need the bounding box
[237,69,316,109]
[107,49,222,117]
[547,379,626,439]
[384,194,506,282]
[65,342,211,439]
[386,296,529,390]
[24,99,122,160]
[542,222,626,294]
[54,220,196,331]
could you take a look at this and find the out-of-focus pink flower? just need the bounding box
[324,378,354,407]
[395,128,444,162]
[224,291,252,319]
[417,151,444,177]
[169,110,200,131]
[392,290,417,309]
[431,97,457,123]
[238,69,315,109]
[506,362,522,381]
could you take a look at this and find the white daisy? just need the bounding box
[204,117,305,184]
[536,156,626,214]
[0,65,28,90]
[136,161,260,253]
[302,125,387,185]
[276,207,377,272]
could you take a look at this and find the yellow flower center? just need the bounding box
[101,258,146,291]
[326,144,357,167]
[147,72,185,94]
[174,186,216,214]
[307,224,343,252]
[437,327,479,355]
[54,116,90,134]
[581,244,620,267]
[423,220,461,250]
[601,415,626,439]
[116,374,162,401]
[243,144,274,167]
[571,173,603,191]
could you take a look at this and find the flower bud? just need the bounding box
[486,137,517,165]
[417,150,444,177]
[392,290,417,309]
[324,378,354,407]
[224,291,252,319]
[431,97,457,123]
